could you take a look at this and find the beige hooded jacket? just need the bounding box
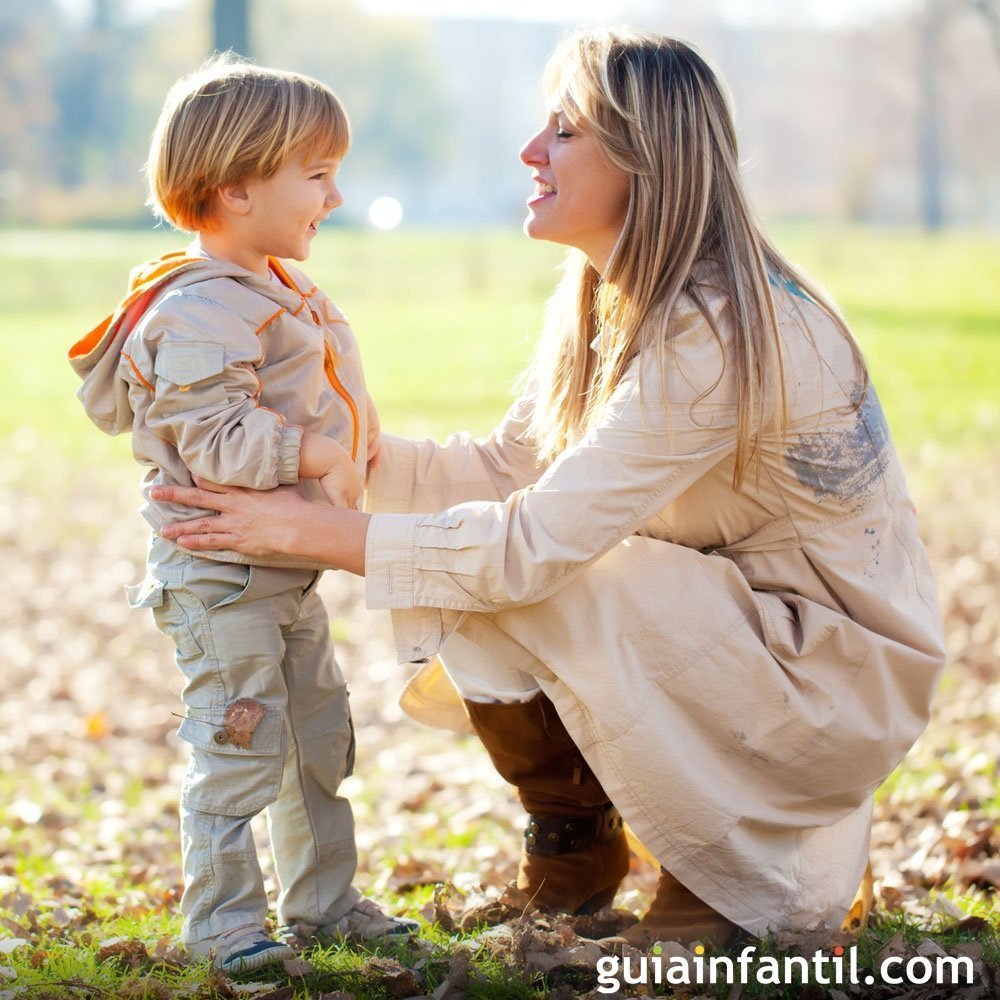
[363,275,945,936]
[70,251,368,570]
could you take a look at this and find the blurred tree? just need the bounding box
[214,0,251,57]
[255,0,451,222]
[50,0,134,189]
[970,0,1000,54]
[3,0,997,228]
[918,0,946,229]
[918,0,1000,229]
[0,4,60,221]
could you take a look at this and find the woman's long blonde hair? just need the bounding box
[526,29,866,488]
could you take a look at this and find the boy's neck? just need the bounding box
[193,231,270,277]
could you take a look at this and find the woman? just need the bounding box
[153,29,945,945]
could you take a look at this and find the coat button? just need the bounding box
[213,730,229,745]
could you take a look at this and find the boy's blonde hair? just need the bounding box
[147,54,350,232]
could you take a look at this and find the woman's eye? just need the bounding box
[555,129,573,139]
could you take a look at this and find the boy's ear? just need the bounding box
[216,183,252,216]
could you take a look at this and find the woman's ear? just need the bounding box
[216,183,252,216]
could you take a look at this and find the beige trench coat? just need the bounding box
[363,278,945,936]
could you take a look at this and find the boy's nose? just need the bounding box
[327,183,344,209]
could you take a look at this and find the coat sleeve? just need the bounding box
[365,392,547,515]
[365,312,740,619]
[131,293,302,489]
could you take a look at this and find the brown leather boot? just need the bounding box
[465,692,630,915]
[622,868,741,949]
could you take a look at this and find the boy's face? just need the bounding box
[239,151,344,266]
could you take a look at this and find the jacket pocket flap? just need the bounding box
[177,705,282,755]
[154,342,225,386]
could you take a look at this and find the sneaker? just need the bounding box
[285,897,419,945]
[214,923,295,972]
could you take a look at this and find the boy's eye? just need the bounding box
[311,172,327,180]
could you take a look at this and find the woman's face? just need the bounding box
[519,101,631,272]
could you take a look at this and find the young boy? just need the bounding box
[69,57,415,972]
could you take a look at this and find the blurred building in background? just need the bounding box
[1,0,998,229]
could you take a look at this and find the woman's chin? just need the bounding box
[522,216,555,245]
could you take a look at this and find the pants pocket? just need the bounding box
[177,703,284,816]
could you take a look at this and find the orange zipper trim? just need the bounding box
[324,343,360,461]
[268,258,361,462]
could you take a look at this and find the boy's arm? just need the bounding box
[137,295,302,490]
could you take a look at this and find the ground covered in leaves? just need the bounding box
[0,447,996,998]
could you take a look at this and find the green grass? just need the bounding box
[0,224,997,483]
[1,225,997,995]
[2,871,995,999]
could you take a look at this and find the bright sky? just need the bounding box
[59,0,918,29]
[357,0,917,27]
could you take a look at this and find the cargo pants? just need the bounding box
[129,538,361,949]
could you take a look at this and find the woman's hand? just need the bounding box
[149,479,371,574]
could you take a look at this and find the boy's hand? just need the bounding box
[299,431,362,508]
[319,463,363,509]
[366,392,383,480]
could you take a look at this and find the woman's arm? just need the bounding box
[366,394,545,515]
[364,335,738,614]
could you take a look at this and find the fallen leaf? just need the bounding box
[254,989,295,1000]
[84,710,109,741]
[223,698,266,749]
[565,906,637,941]
[361,956,422,999]
[96,939,150,970]
[280,956,314,977]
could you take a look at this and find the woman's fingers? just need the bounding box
[150,482,232,513]
[157,516,229,545]
[169,528,232,551]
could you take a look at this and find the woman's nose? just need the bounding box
[520,129,548,166]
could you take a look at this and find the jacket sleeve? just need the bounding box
[365,312,740,621]
[365,392,547,515]
[132,293,302,488]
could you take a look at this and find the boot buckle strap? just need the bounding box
[523,806,623,856]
